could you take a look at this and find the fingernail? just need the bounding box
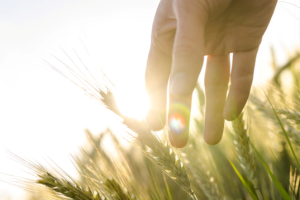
[170,72,189,96]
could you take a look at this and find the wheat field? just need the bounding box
[4,47,298,200]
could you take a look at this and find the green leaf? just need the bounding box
[264,93,300,170]
[228,159,258,200]
[251,143,292,200]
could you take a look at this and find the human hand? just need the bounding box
[145,0,277,147]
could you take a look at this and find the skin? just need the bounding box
[145,0,278,146]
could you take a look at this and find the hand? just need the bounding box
[145,0,277,147]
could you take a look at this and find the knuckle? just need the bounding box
[173,42,202,60]
[151,31,175,55]
[151,27,160,41]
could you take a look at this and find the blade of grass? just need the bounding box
[269,147,298,197]
[251,143,292,200]
[228,159,258,200]
[264,93,300,170]
[162,172,172,200]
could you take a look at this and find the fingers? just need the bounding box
[168,2,206,148]
[145,43,172,131]
[204,55,230,145]
[223,48,259,121]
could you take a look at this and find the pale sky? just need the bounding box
[0,0,299,199]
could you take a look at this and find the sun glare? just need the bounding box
[116,87,149,121]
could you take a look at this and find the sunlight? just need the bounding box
[115,86,149,120]
[1,0,300,199]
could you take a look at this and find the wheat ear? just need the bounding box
[249,95,300,145]
[232,112,262,199]
[186,157,223,200]
[37,172,104,200]
[100,90,196,199]
[47,53,196,199]
[277,109,300,124]
[141,138,197,200]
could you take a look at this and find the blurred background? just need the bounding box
[0,0,299,199]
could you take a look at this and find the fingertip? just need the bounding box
[203,118,224,145]
[146,109,166,131]
[223,94,247,121]
[223,106,239,121]
[203,133,222,145]
[169,133,188,148]
[223,112,239,121]
[168,122,189,148]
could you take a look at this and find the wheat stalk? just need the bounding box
[79,75,196,198]
[8,153,107,200]
[98,97,196,199]
[231,112,262,199]
[100,86,197,199]
[46,52,198,199]
[14,152,139,200]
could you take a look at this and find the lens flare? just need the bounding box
[169,113,186,134]
[168,102,190,148]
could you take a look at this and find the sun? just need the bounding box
[115,86,149,121]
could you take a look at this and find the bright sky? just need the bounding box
[0,0,299,199]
